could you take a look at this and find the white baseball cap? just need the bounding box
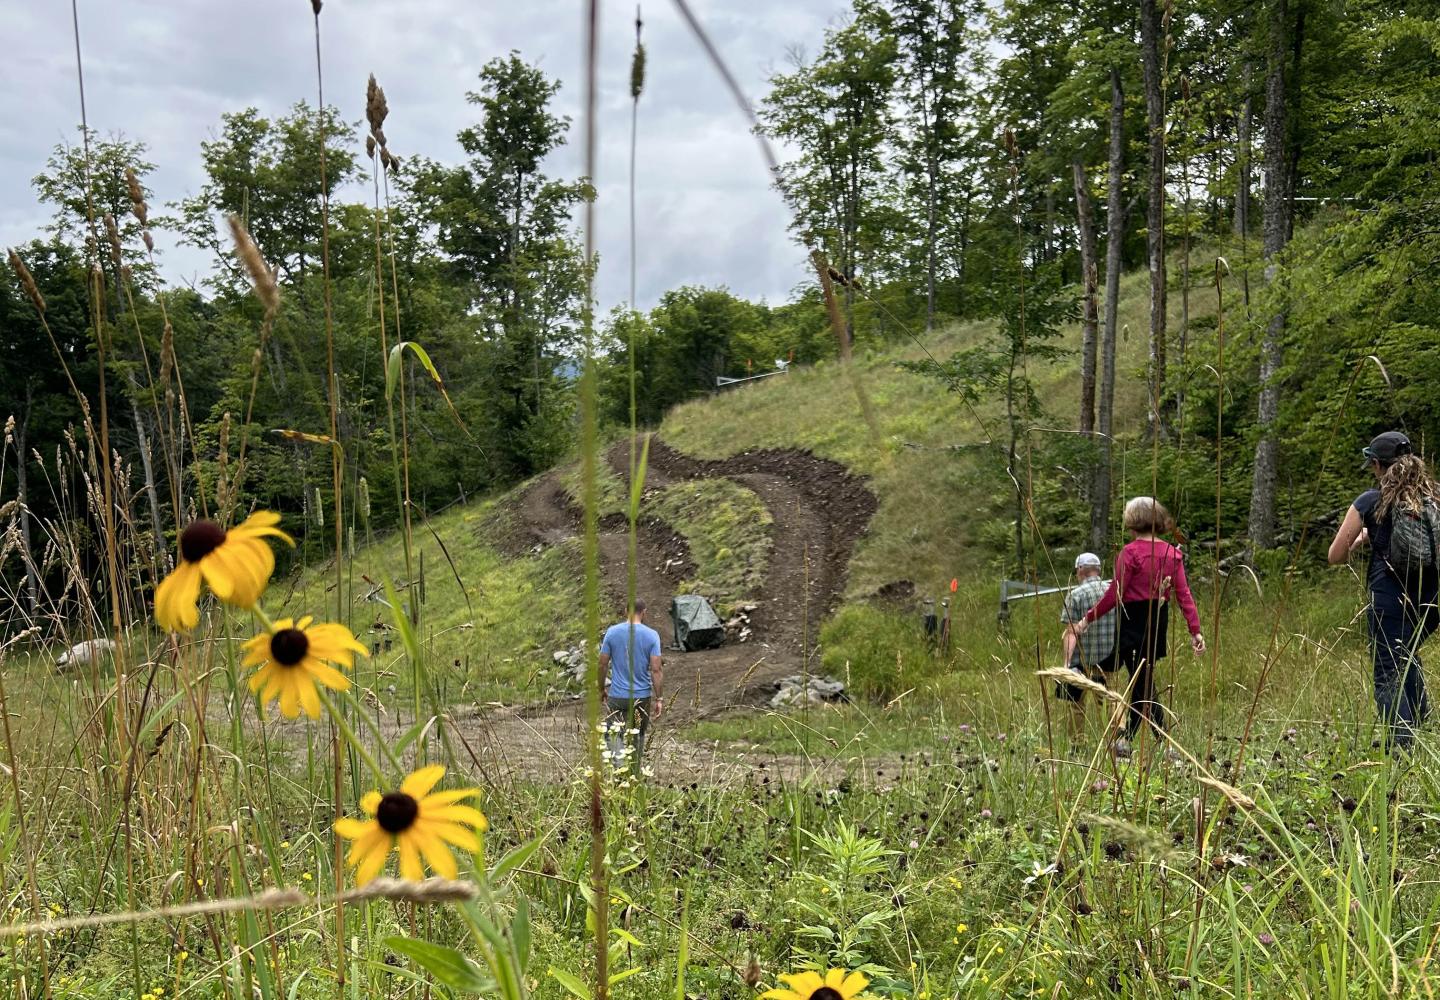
[1075,552,1102,570]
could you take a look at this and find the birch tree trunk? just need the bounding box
[1073,159,1100,438]
[1247,0,1299,550]
[1140,0,1167,436]
[1091,67,1125,553]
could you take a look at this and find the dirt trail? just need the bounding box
[453,436,876,782]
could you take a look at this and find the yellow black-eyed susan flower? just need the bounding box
[334,765,487,883]
[762,970,870,1000]
[154,512,292,630]
[242,617,367,719]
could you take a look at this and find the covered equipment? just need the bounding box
[670,595,725,651]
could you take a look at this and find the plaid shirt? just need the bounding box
[1061,576,1116,668]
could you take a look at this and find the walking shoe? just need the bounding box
[1112,738,1132,759]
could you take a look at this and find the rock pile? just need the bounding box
[723,603,758,643]
[552,647,587,684]
[769,673,846,708]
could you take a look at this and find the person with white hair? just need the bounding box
[1057,552,1117,741]
[1071,496,1205,751]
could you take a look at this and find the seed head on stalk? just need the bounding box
[7,249,45,314]
[227,215,279,319]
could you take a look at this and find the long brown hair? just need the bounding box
[1376,453,1440,518]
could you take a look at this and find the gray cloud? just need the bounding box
[1,0,843,311]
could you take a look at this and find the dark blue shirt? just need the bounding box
[1353,489,1398,597]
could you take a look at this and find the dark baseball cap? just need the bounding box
[1362,431,1412,469]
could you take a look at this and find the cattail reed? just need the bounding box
[8,249,45,314]
[227,214,279,318]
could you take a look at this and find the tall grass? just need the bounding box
[2,4,1439,1000]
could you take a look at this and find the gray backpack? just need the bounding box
[1387,499,1440,579]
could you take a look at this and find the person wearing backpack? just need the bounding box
[1328,431,1440,750]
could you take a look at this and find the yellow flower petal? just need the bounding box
[354,834,391,885]
[401,764,446,800]
[297,674,322,718]
[425,820,481,853]
[360,791,381,815]
[423,803,488,831]
[302,658,351,692]
[154,560,202,632]
[397,832,424,881]
[780,972,824,999]
[278,679,301,719]
[840,972,869,999]
[413,829,459,879]
[334,817,374,841]
[420,788,477,808]
[824,970,846,991]
[247,663,276,695]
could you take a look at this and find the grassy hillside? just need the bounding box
[665,265,1220,597]
[279,262,1233,706]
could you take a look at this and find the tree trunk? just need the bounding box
[921,75,938,331]
[1234,64,1253,238]
[1140,0,1167,437]
[1247,0,1298,551]
[1091,67,1125,554]
[12,404,40,616]
[129,378,166,559]
[1073,159,1100,438]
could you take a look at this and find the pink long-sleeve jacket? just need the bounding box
[1084,537,1201,636]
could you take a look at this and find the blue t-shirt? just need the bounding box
[601,621,661,698]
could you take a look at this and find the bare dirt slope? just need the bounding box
[453,436,877,784]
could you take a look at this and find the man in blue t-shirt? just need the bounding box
[598,599,664,773]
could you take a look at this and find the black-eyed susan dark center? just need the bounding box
[270,628,309,667]
[179,520,226,563]
[810,988,843,1000]
[377,791,420,834]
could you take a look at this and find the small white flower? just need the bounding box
[1023,861,1058,886]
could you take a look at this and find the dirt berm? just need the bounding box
[460,436,877,783]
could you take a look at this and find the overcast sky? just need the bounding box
[1,1,845,312]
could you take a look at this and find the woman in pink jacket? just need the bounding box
[1071,496,1205,742]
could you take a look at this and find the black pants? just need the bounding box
[1368,589,1437,749]
[1116,600,1169,739]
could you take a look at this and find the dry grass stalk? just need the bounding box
[226,214,279,318]
[1197,776,1256,811]
[1036,667,1122,702]
[366,74,389,134]
[0,878,475,938]
[8,249,45,314]
[124,167,148,227]
[103,214,123,269]
[158,321,175,388]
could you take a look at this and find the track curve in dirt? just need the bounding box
[462,436,877,783]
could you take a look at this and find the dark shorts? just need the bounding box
[1055,647,1118,702]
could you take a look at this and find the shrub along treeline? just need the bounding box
[4,1,1439,613]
